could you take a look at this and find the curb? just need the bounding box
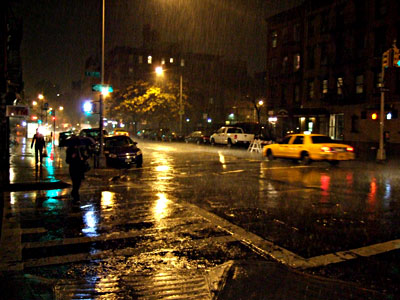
[3,181,71,192]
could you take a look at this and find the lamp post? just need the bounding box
[97,0,106,168]
[179,74,183,135]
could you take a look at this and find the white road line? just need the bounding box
[181,201,400,270]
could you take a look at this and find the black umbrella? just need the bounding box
[64,136,96,147]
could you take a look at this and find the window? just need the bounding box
[161,58,165,65]
[271,58,278,73]
[351,115,359,133]
[294,23,301,42]
[294,53,301,71]
[129,67,133,73]
[293,136,304,144]
[322,79,328,95]
[356,74,364,94]
[320,44,328,66]
[147,56,152,64]
[375,0,387,18]
[170,58,174,63]
[294,84,300,104]
[329,114,344,140]
[307,47,315,69]
[180,59,185,67]
[271,31,278,48]
[337,77,344,95]
[280,136,292,144]
[282,56,288,72]
[308,17,314,37]
[308,80,314,99]
[320,12,329,34]
[374,27,386,56]
[138,56,143,64]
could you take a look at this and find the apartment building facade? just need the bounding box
[266,0,400,155]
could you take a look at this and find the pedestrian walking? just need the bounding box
[31,128,45,165]
[66,143,90,201]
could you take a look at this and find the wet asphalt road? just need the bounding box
[2,139,400,298]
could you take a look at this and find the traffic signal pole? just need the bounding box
[378,41,399,161]
[377,63,385,161]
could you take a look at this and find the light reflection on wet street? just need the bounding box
[2,140,400,298]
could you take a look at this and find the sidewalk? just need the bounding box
[1,139,390,300]
[6,137,70,191]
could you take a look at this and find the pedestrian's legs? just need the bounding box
[34,148,39,164]
[39,147,43,164]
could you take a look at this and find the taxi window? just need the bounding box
[311,136,332,143]
[280,136,292,144]
[292,136,304,144]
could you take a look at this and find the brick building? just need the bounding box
[266,0,400,157]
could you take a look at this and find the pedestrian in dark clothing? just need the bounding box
[31,128,45,165]
[66,144,89,200]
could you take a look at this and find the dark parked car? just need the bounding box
[58,130,74,147]
[185,130,212,144]
[104,135,143,168]
[79,128,108,142]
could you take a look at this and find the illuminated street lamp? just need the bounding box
[155,66,164,76]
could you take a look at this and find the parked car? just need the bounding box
[185,130,212,144]
[262,133,355,165]
[210,126,254,147]
[79,128,108,142]
[58,130,74,147]
[79,128,109,154]
[104,135,143,168]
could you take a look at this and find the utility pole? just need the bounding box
[179,74,183,135]
[378,41,400,161]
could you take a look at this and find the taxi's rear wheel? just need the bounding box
[300,152,310,165]
[267,150,274,161]
[329,160,339,166]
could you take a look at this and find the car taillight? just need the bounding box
[346,146,354,152]
[320,146,332,152]
[234,134,237,139]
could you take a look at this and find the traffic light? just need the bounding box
[393,48,400,67]
[382,49,394,68]
[83,101,93,113]
[371,113,378,120]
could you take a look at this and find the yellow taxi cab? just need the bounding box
[262,133,355,165]
[113,129,130,137]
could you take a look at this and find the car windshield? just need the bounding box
[311,136,333,143]
[105,137,133,147]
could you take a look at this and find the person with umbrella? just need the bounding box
[65,136,93,200]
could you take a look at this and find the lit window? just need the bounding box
[294,53,301,71]
[129,67,133,73]
[147,56,152,64]
[337,77,343,95]
[322,79,328,95]
[308,80,314,99]
[180,59,185,67]
[170,58,174,63]
[356,75,364,94]
[271,31,278,48]
[161,58,165,65]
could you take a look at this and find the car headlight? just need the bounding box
[109,153,117,158]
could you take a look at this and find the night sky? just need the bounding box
[20,0,301,96]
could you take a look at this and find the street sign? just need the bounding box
[92,84,113,93]
[85,71,100,78]
[6,105,29,117]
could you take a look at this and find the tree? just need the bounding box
[107,79,189,130]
